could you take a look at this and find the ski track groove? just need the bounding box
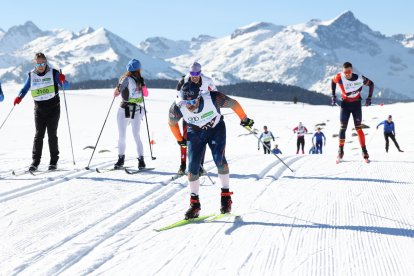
[14,157,229,275]
[13,168,191,275]
[0,159,119,203]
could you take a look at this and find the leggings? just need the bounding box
[117,107,144,157]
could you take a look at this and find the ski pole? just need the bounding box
[60,69,76,165]
[200,164,216,185]
[244,126,294,172]
[141,95,156,160]
[85,96,116,170]
[0,106,14,131]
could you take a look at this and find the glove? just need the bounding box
[376,126,378,130]
[365,97,372,106]
[240,117,254,127]
[177,139,187,148]
[331,95,337,106]
[59,73,66,84]
[14,97,22,105]
[113,88,120,97]
[0,90,4,102]
[258,147,260,151]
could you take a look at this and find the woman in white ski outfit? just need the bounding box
[113,59,148,169]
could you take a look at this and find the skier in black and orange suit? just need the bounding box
[331,61,374,161]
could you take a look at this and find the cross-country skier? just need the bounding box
[293,122,308,154]
[258,125,275,154]
[271,144,282,154]
[175,62,216,176]
[312,127,326,154]
[331,62,373,162]
[13,52,69,171]
[168,82,254,219]
[376,115,403,153]
[113,59,148,169]
[0,81,4,102]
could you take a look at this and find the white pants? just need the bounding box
[117,107,144,157]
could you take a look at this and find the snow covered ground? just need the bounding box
[0,88,413,275]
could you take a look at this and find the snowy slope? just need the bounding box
[0,86,413,275]
[0,22,181,83]
[146,12,414,100]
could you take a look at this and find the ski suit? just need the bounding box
[376,120,401,152]
[116,74,147,158]
[293,125,308,154]
[332,72,373,150]
[17,66,68,166]
[312,131,326,154]
[258,130,275,154]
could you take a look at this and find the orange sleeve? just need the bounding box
[169,123,183,141]
[231,100,247,120]
[332,73,341,84]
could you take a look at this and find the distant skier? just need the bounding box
[293,122,308,154]
[113,59,148,170]
[258,125,275,154]
[0,81,4,102]
[376,115,403,153]
[271,144,282,155]
[309,146,317,154]
[13,52,69,171]
[331,61,373,162]
[312,127,326,154]
[175,62,216,175]
[168,82,254,219]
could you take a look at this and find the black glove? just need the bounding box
[240,117,254,127]
[258,147,260,151]
[365,97,372,106]
[331,95,337,106]
[177,139,187,148]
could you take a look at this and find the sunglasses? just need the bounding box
[35,62,47,67]
[189,71,201,77]
[183,98,199,105]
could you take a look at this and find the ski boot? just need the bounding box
[220,188,234,214]
[177,162,186,175]
[29,160,40,172]
[138,156,146,169]
[336,146,344,164]
[185,194,201,220]
[114,155,125,169]
[362,147,369,162]
[49,158,58,171]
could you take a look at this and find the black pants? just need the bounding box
[339,100,362,140]
[32,101,60,165]
[384,132,400,152]
[297,136,305,153]
[263,142,271,154]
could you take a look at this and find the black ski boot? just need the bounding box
[114,155,125,169]
[185,194,201,220]
[220,188,234,214]
[337,146,344,160]
[29,160,40,172]
[362,147,369,160]
[178,162,186,175]
[138,156,146,169]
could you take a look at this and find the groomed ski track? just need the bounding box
[0,89,413,275]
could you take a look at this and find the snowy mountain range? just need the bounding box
[1,11,414,100]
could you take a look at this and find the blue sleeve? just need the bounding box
[18,74,31,98]
[377,121,385,128]
[322,133,326,140]
[392,122,395,134]
[54,70,70,90]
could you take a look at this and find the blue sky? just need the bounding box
[1,0,412,44]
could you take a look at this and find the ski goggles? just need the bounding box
[189,71,201,77]
[35,62,47,67]
[182,97,199,105]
